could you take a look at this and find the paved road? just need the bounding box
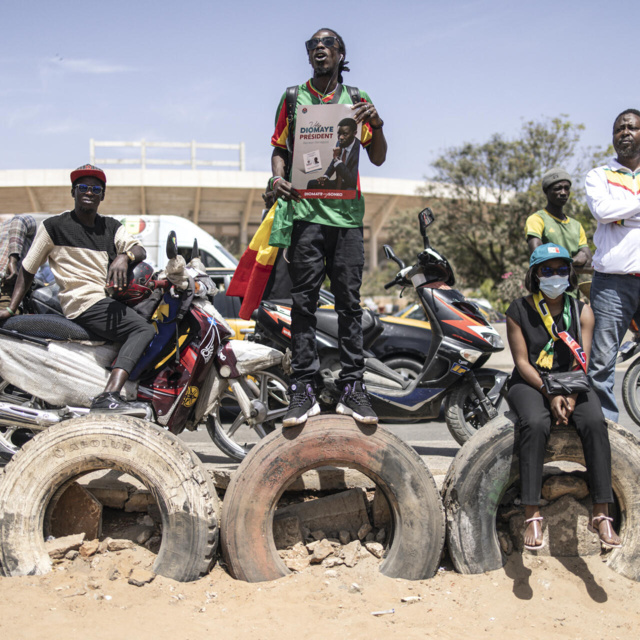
[180,370,640,488]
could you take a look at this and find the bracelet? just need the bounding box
[371,120,384,130]
[6,307,15,316]
[539,383,545,391]
[269,176,283,190]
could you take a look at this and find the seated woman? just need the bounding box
[506,243,621,551]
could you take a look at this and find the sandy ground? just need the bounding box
[1,545,639,640]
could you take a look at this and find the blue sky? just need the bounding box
[0,0,635,181]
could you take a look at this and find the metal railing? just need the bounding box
[89,139,245,171]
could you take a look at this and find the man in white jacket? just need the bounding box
[586,108,640,420]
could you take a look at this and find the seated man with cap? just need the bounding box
[525,167,592,272]
[0,164,156,415]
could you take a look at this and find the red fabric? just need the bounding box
[227,248,274,320]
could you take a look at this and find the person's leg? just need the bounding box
[588,272,640,421]
[325,226,376,423]
[570,389,621,547]
[74,298,156,413]
[287,221,326,385]
[508,383,552,548]
[324,226,365,385]
[282,222,325,426]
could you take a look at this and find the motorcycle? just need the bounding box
[0,232,288,461]
[241,208,509,451]
[618,323,640,427]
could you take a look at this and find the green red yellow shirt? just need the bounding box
[271,80,373,228]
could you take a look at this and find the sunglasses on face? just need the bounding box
[305,36,339,51]
[76,184,103,195]
[539,265,570,277]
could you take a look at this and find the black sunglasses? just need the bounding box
[305,36,339,52]
[76,183,103,195]
[539,265,570,277]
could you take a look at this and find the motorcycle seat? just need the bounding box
[315,307,376,340]
[1,314,102,342]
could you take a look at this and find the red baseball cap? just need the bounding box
[70,164,107,186]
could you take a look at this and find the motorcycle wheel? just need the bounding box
[0,379,40,461]
[0,414,219,581]
[382,356,423,381]
[622,356,640,428]
[443,412,640,582]
[207,367,289,462]
[444,371,504,446]
[221,414,445,582]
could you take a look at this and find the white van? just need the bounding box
[117,215,238,271]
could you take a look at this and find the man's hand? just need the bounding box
[107,254,130,291]
[273,178,302,203]
[351,102,383,128]
[2,255,19,285]
[316,176,328,187]
[0,309,13,323]
[332,147,341,160]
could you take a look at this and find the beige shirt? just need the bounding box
[22,211,141,318]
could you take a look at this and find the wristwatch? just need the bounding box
[125,250,136,262]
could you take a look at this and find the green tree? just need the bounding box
[401,115,605,309]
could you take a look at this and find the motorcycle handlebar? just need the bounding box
[384,280,397,290]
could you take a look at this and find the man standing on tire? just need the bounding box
[270,28,387,427]
[0,164,156,415]
[586,109,640,421]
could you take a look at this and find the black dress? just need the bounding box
[506,294,612,505]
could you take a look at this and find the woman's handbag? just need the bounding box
[540,370,591,395]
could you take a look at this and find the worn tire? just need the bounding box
[444,371,503,446]
[221,414,445,582]
[443,411,640,581]
[621,357,640,428]
[0,415,219,581]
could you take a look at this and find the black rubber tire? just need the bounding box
[221,414,445,583]
[443,411,640,581]
[444,371,502,446]
[621,356,640,428]
[0,415,219,581]
[207,367,289,462]
[382,356,424,381]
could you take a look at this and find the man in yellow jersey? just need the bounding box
[270,28,387,427]
[525,168,591,272]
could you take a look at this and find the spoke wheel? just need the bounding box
[207,367,289,462]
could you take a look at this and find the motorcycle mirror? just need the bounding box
[166,231,178,260]
[190,238,200,261]
[418,208,435,237]
[383,244,405,269]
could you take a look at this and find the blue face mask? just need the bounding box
[539,275,569,299]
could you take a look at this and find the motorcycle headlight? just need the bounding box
[484,332,504,350]
[459,348,483,363]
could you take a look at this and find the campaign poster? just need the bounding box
[291,103,362,200]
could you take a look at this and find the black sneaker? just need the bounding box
[90,392,150,418]
[282,383,321,428]
[336,381,378,424]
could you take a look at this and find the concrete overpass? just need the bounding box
[0,168,430,269]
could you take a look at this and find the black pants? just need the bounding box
[74,298,156,375]
[507,382,613,505]
[287,221,364,386]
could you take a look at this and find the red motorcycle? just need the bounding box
[0,233,287,460]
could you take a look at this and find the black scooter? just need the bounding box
[252,208,509,445]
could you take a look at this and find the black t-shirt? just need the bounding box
[506,295,585,384]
